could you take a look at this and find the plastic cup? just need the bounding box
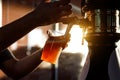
[41,30,65,64]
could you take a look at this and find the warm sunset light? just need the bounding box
[63,25,89,66]
[63,25,88,54]
[10,24,89,66]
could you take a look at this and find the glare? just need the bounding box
[27,28,47,49]
[63,25,88,54]
[115,47,120,67]
[10,24,89,67]
[10,42,18,50]
[116,10,120,33]
[63,25,89,67]
[115,40,120,67]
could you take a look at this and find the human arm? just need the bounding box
[0,49,43,80]
[0,0,72,52]
[1,34,70,80]
[0,31,70,79]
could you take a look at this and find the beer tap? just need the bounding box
[80,0,120,80]
[58,16,90,45]
[58,0,120,79]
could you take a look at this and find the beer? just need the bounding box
[41,35,64,64]
[41,23,73,64]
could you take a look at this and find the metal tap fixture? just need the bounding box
[80,0,120,80]
[58,0,120,79]
[50,0,120,80]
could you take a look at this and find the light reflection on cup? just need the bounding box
[41,31,65,64]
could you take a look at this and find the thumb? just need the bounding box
[47,30,53,36]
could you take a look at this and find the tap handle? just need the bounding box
[65,23,73,37]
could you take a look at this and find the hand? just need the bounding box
[61,33,71,49]
[31,0,72,26]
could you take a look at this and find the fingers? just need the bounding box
[53,2,72,18]
[40,0,50,3]
[65,33,71,43]
[60,5,72,16]
[47,30,53,36]
[41,0,72,16]
[62,33,71,49]
[34,0,72,25]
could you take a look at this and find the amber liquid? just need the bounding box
[41,24,73,64]
[41,36,63,64]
